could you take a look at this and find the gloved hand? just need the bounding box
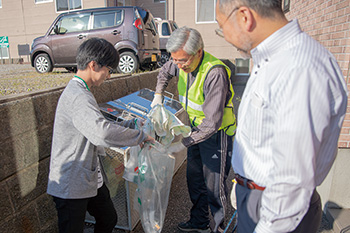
[167,141,186,154]
[151,93,163,108]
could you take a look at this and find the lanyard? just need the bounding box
[73,75,90,91]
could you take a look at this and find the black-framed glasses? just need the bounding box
[106,66,114,74]
[170,54,194,66]
[98,62,114,74]
[215,7,239,38]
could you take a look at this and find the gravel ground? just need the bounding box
[0,63,73,96]
[0,63,126,96]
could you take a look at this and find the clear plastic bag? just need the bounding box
[124,105,190,232]
[122,145,141,183]
[136,142,175,233]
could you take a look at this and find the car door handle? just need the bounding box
[77,34,86,39]
[111,30,121,35]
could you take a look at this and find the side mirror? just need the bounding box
[54,25,67,34]
[54,25,59,34]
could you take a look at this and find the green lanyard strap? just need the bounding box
[74,75,90,91]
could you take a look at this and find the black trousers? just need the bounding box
[52,183,117,233]
[187,130,233,233]
[235,183,322,233]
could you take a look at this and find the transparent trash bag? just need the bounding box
[122,145,141,183]
[124,104,190,233]
[123,104,190,184]
[136,142,175,233]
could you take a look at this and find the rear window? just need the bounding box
[161,22,171,36]
[93,10,124,29]
[149,18,158,33]
[135,8,158,33]
[136,8,149,24]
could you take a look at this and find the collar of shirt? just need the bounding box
[190,50,205,77]
[72,76,90,91]
[250,19,301,68]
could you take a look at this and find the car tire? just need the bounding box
[117,52,138,74]
[65,67,77,73]
[34,53,53,73]
[158,52,170,67]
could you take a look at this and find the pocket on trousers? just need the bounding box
[247,189,263,224]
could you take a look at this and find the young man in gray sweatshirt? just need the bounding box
[47,38,154,233]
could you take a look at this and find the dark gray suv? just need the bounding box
[30,6,160,74]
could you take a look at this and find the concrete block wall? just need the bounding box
[0,70,181,233]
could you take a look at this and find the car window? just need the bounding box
[149,18,158,33]
[93,10,123,29]
[137,8,148,23]
[161,22,171,36]
[56,13,90,34]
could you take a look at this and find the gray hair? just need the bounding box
[218,0,283,18]
[166,26,204,55]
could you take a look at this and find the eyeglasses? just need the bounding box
[98,62,114,74]
[215,7,239,38]
[106,66,114,74]
[170,55,194,66]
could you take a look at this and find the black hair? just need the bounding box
[76,37,119,70]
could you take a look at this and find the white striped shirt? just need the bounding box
[232,19,348,233]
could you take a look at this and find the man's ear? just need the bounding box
[237,6,256,32]
[88,61,97,71]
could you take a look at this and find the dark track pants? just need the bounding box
[53,183,117,233]
[235,184,322,233]
[187,130,233,233]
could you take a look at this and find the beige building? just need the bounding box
[167,0,245,69]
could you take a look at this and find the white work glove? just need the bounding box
[151,93,163,108]
[167,141,186,154]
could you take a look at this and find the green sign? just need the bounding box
[0,36,9,48]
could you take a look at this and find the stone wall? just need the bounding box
[0,70,180,233]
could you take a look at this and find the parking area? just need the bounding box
[0,64,72,96]
[0,64,125,96]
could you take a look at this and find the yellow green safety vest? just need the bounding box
[178,52,236,136]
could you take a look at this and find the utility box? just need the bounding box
[85,88,189,231]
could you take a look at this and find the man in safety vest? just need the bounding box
[151,26,236,233]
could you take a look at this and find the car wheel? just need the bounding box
[117,52,138,74]
[158,52,170,67]
[34,53,53,73]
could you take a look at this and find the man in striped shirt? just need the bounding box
[151,26,236,233]
[215,0,348,233]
